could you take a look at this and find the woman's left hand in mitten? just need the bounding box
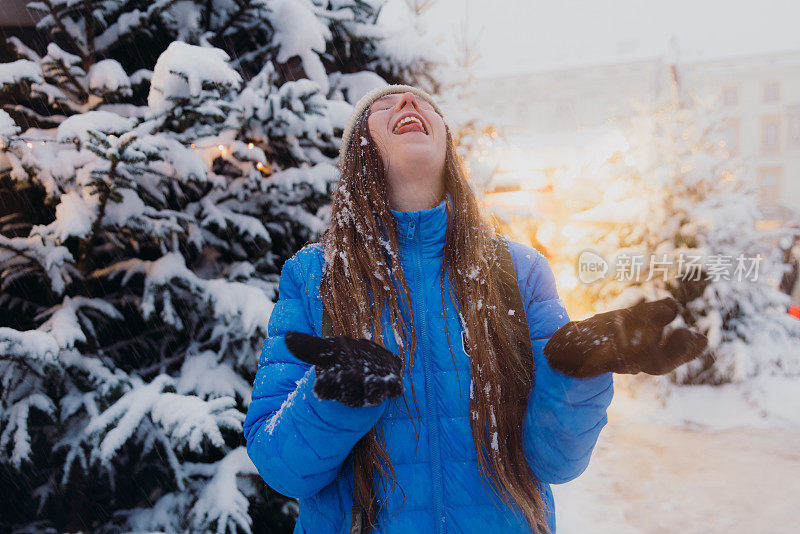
[284,331,404,408]
[543,297,708,378]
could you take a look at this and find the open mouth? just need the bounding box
[392,113,428,135]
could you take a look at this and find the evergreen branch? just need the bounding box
[44,55,89,102]
[88,161,113,244]
[83,131,144,254]
[0,352,47,377]
[89,324,170,362]
[2,104,70,128]
[137,352,187,379]
[0,242,61,305]
[0,241,47,274]
[0,292,42,318]
[209,0,254,48]
[40,0,89,65]
[58,80,90,104]
[227,44,274,72]
[83,0,96,67]
[93,0,185,57]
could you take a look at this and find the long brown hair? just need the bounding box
[319,105,550,533]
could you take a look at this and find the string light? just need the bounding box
[1,134,262,150]
[0,135,80,147]
[0,134,270,172]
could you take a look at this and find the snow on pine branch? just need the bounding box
[198,190,273,244]
[152,393,244,451]
[121,447,259,534]
[0,326,60,363]
[188,447,258,534]
[269,0,331,94]
[83,373,243,463]
[0,109,19,139]
[0,393,55,468]
[87,59,132,96]
[56,111,138,144]
[177,352,254,405]
[0,59,42,88]
[36,295,123,350]
[148,41,242,118]
[0,233,75,294]
[94,252,273,339]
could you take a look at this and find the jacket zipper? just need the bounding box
[409,212,446,533]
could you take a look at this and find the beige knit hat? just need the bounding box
[338,84,446,165]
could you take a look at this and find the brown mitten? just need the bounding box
[543,298,708,378]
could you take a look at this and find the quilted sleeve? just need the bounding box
[243,252,388,498]
[519,250,614,485]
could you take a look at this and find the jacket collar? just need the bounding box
[389,193,449,259]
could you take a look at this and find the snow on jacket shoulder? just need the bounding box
[243,198,614,533]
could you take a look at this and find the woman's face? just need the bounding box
[366,91,447,174]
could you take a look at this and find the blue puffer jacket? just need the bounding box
[243,197,614,533]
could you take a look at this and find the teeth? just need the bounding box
[393,115,425,134]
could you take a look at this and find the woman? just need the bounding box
[243,85,707,533]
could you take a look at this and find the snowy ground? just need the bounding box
[553,375,800,534]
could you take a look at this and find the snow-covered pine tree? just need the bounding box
[541,94,800,385]
[0,1,443,532]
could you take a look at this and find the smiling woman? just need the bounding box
[243,83,706,534]
[332,86,450,211]
[362,89,449,212]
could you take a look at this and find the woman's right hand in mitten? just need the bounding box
[284,331,404,408]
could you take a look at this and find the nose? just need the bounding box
[395,91,421,111]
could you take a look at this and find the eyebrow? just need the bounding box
[371,94,435,110]
[371,95,397,106]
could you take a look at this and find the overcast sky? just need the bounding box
[384,0,800,78]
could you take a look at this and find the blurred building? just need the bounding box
[0,1,42,52]
[473,49,800,221]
